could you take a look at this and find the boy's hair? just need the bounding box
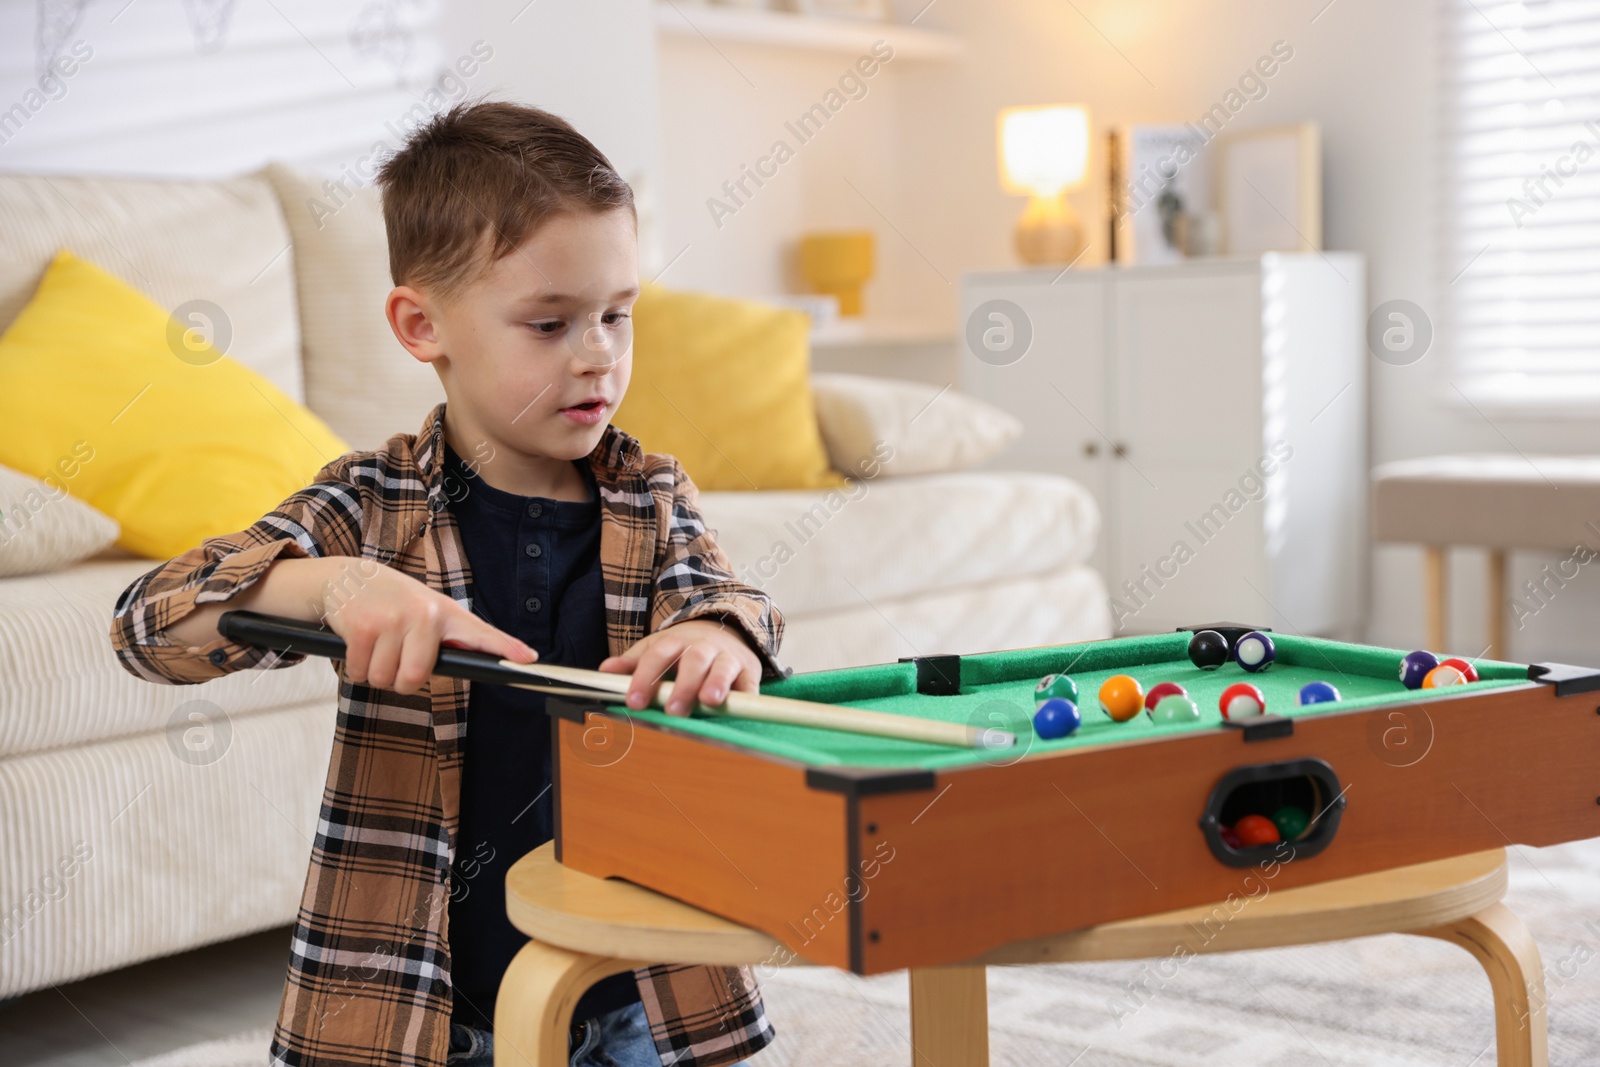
[375,100,635,301]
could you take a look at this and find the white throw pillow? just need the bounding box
[811,373,1022,477]
[261,163,445,452]
[0,466,119,577]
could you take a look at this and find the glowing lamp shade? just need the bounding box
[997,104,1091,264]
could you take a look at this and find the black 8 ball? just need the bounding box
[1188,629,1230,670]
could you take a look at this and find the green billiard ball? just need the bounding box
[1272,805,1311,841]
[1034,673,1079,706]
[1149,694,1201,725]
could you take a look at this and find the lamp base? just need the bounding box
[1014,194,1085,266]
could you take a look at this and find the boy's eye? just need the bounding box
[527,320,564,335]
[602,310,631,327]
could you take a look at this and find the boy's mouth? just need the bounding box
[558,397,609,425]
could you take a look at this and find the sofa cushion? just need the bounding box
[262,164,446,452]
[0,466,119,578]
[0,560,335,759]
[0,171,303,401]
[811,374,1023,477]
[0,251,348,559]
[698,471,1099,617]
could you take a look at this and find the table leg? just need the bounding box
[1424,546,1447,653]
[1419,903,1548,1067]
[493,939,644,1066]
[908,965,989,1067]
[1487,549,1507,660]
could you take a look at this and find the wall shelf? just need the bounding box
[654,3,964,61]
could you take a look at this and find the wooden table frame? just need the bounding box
[494,844,1547,1067]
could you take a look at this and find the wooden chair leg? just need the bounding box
[908,965,989,1067]
[1424,546,1448,653]
[1418,903,1548,1067]
[1487,549,1507,660]
[493,939,644,1067]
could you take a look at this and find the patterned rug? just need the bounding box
[130,839,1600,1066]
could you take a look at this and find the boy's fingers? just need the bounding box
[367,630,402,689]
[669,644,719,715]
[394,629,438,694]
[443,608,536,663]
[699,656,743,707]
[627,639,684,710]
[597,655,636,675]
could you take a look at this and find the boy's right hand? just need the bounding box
[321,563,536,695]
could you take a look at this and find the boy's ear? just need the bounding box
[386,285,445,364]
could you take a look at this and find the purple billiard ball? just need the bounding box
[1033,698,1081,740]
[1234,631,1276,673]
[1399,650,1440,690]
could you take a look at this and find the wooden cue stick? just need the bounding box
[217,610,1014,750]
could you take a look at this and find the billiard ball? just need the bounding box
[1033,698,1081,740]
[1272,805,1311,841]
[1422,664,1468,689]
[1188,629,1230,670]
[1219,681,1266,720]
[1034,673,1080,706]
[1098,674,1145,722]
[1234,814,1281,847]
[1143,681,1187,712]
[1233,631,1276,673]
[1399,650,1440,689]
[1220,825,1244,850]
[1439,656,1479,683]
[1149,694,1201,724]
[1297,681,1341,706]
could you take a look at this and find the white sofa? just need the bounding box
[0,167,1110,999]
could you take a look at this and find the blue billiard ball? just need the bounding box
[1033,698,1081,740]
[1234,631,1277,673]
[1399,650,1440,690]
[1297,681,1341,706]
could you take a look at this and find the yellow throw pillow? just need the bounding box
[613,284,844,491]
[0,250,350,559]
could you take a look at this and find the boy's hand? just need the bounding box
[598,618,761,716]
[321,562,536,694]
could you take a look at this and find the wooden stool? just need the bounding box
[494,844,1546,1067]
[1372,453,1600,658]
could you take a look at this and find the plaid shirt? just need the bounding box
[110,403,784,1067]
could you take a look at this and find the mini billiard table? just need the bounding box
[550,625,1600,975]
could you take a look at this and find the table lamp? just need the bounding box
[998,104,1091,265]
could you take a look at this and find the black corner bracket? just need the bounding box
[1178,622,1273,647]
[898,654,962,695]
[1222,714,1294,742]
[1528,662,1600,697]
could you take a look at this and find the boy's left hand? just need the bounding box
[598,618,762,716]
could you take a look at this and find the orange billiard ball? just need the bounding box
[1098,674,1145,722]
[1422,664,1468,689]
[1233,814,1281,847]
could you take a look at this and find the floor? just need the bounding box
[0,927,290,1066]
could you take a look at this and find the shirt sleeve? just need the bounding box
[109,466,369,685]
[650,456,787,679]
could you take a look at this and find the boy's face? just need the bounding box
[392,207,639,464]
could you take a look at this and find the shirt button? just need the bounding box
[524,543,542,558]
[209,649,227,666]
[525,597,543,613]
[526,501,544,519]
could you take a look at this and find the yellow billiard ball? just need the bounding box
[1098,674,1145,722]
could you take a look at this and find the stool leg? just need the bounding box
[1419,903,1548,1067]
[908,965,989,1067]
[493,939,643,1067]
[1424,546,1447,653]
[1487,549,1508,660]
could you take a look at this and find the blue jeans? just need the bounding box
[447,1001,715,1067]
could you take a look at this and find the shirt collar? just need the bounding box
[415,401,644,512]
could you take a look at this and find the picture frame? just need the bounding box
[1109,123,1216,265]
[1216,122,1322,255]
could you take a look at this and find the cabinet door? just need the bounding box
[1108,269,1268,631]
[959,275,1109,565]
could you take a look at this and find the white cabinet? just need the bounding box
[961,254,1365,637]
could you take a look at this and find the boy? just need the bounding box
[111,101,782,1067]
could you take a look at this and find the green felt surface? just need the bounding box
[618,633,1529,770]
